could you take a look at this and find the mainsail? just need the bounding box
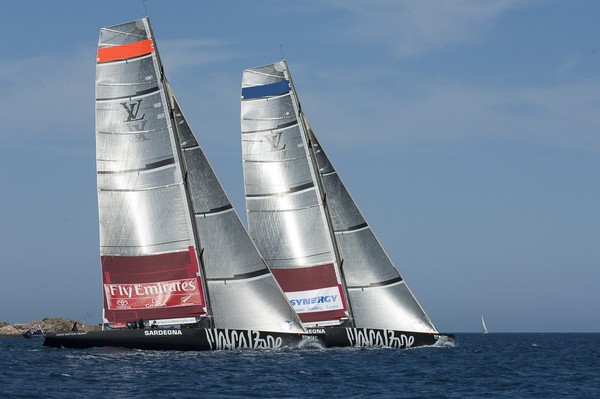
[96,19,302,333]
[241,61,437,333]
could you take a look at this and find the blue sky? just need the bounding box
[1,0,598,332]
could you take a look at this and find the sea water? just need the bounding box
[1,333,599,398]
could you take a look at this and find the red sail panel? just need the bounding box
[271,263,347,324]
[104,278,203,310]
[97,39,154,63]
[102,246,206,323]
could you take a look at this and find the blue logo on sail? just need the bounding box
[242,81,290,99]
[285,287,344,313]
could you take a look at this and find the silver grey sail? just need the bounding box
[241,63,348,327]
[241,61,437,333]
[96,18,302,333]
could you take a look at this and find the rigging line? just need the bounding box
[280,44,286,61]
[143,0,149,16]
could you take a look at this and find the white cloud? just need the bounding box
[159,38,238,72]
[302,73,600,153]
[402,79,600,150]
[329,0,527,57]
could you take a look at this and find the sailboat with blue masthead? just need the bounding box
[240,61,454,348]
[43,18,316,351]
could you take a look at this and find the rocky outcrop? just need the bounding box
[0,318,101,336]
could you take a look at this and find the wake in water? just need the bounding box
[432,334,457,348]
[296,337,326,350]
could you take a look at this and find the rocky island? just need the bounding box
[0,318,101,337]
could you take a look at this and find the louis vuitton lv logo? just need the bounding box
[121,99,147,133]
[121,99,145,122]
[263,131,286,151]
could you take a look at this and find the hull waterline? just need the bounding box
[43,328,320,351]
[43,327,454,351]
[323,327,455,348]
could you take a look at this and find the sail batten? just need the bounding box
[97,157,175,174]
[245,182,315,198]
[193,204,235,217]
[348,276,404,289]
[206,268,271,283]
[100,241,190,250]
[241,120,298,134]
[98,80,158,87]
[96,87,161,102]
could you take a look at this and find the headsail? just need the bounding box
[241,61,437,333]
[96,19,303,333]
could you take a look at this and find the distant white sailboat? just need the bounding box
[481,315,489,334]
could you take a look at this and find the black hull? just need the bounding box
[43,327,454,351]
[321,327,455,349]
[43,328,318,351]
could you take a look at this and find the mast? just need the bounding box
[282,62,355,326]
[145,19,213,326]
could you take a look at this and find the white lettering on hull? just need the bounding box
[205,329,283,350]
[144,329,183,336]
[345,328,415,348]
